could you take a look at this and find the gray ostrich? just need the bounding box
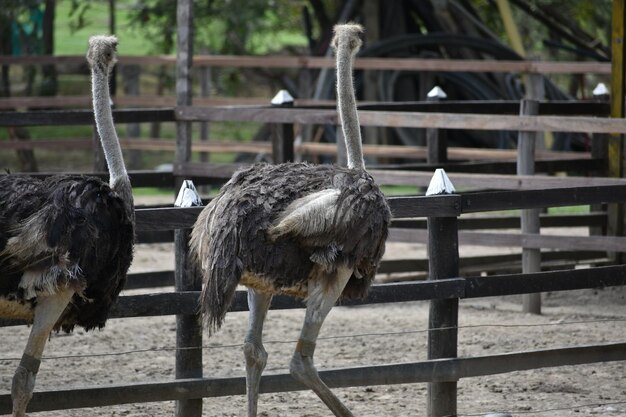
[0,36,133,417]
[190,24,389,417]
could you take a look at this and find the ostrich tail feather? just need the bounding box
[190,202,242,335]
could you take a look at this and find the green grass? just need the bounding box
[548,205,590,214]
[133,187,173,197]
[54,1,152,56]
[380,185,420,196]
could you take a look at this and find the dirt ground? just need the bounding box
[1,226,625,416]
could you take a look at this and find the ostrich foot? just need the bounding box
[290,347,354,417]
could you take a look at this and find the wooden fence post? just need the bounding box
[199,51,211,163]
[608,0,626,255]
[518,99,542,315]
[174,1,202,416]
[426,86,448,165]
[591,83,610,237]
[271,90,295,163]
[426,169,459,417]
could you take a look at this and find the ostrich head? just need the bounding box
[331,23,363,56]
[86,35,118,74]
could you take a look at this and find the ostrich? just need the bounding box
[0,36,133,416]
[190,24,390,417]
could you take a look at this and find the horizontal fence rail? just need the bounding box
[0,98,609,115]
[134,184,626,229]
[0,55,612,74]
[0,108,175,127]
[1,342,623,414]
[3,264,624,326]
[176,106,626,134]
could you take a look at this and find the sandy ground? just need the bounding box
[1,206,625,416]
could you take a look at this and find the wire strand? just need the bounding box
[0,317,623,362]
[460,400,626,416]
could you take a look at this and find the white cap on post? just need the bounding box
[592,82,609,97]
[427,86,447,100]
[271,89,295,106]
[426,168,455,196]
[175,179,203,207]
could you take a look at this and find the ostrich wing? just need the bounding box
[268,189,341,241]
[268,177,389,279]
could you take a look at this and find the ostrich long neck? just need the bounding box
[336,42,364,170]
[91,67,129,194]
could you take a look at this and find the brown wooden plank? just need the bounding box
[174,162,243,179]
[1,171,173,188]
[391,213,607,230]
[0,54,611,74]
[377,159,601,175]
[0,97,609,117]
[0,109,175,127]
[388,195,462,218]
[2,342,622,413]
[466,264,626,297]
[460,185,626,212]
[173,162,625,191]
[134,187,620,232]
[0,139,91,150]
[298,142,587,161]
[389,228,626,252]
[358,110,626,134]
[124,271,174,290]
[176,106,626,134]
[372,169,626,190]
[0,138,586,164]
[135,207,203,231]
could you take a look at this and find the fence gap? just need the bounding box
[518,98,542,314]
[426,169,459,417]
[122,64,142,169]
[174,1,202,416]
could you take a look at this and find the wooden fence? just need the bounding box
[1,183,625,415]
[2,96,626,415]
[2,104,626,413]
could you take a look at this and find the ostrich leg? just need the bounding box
[290,266,354,417]
[12,286,74,417]
[243,288,273,417]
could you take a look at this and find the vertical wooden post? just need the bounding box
[108,0,117,96]
[592,83,610,237]
[426,86,448,165]
[199,51,211,163]
[271,90,295,163]
[518,99,542,315]
[608,0,626,260]
[174,1,202,416]
[426,169,458,417]
[362,0,379,149]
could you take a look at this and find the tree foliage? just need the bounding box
[127,0,308,54]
